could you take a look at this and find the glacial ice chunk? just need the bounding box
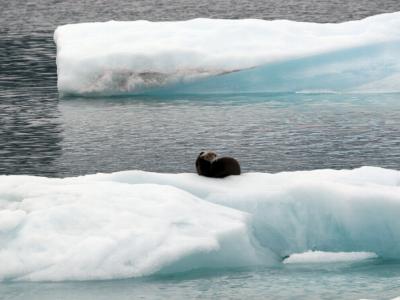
[54,12,400,96]
[1,166,400,281]
[282,251,378,264]
[0,178,263,281]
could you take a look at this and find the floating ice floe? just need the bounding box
[1,166,400,281]
[54,12,400,96]
[282,250,378,264]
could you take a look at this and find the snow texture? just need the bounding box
[54,12,400,96]
[283,251,377,264]
[1,166,400,281]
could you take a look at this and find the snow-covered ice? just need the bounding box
[283,251,377,264]
[1,166,400,281]
[54,12,400,96]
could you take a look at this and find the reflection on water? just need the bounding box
[0,30,64,176]
[55,93,400,176]
[0,95,63,176]
[1,0,400,177]
[2,88,400,176]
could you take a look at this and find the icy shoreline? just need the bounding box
[1,166,400,281]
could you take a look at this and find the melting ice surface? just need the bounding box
[54,12,400,96]
[283,251,378,264]
[1,166,400,282]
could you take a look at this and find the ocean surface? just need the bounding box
[1,0,400,299]
[2,0,400,176]
[2,260,400,300]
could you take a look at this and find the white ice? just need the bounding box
[1,166,400,281]
[54,12,400,96]
[282,251,377,264]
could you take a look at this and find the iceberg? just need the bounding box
[1,166,400,281]
[54,12,400,96]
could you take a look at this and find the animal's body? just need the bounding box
[196,151,241,178]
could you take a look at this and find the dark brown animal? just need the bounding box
[196,151,241,178]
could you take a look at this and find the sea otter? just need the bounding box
[195,151,241,178]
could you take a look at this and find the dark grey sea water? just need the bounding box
[1,0,400,177]
[2,1,400,300]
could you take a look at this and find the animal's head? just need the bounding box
[198,150,217,162]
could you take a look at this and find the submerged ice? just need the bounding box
[1,166,400,281]
[54,12,400,96]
